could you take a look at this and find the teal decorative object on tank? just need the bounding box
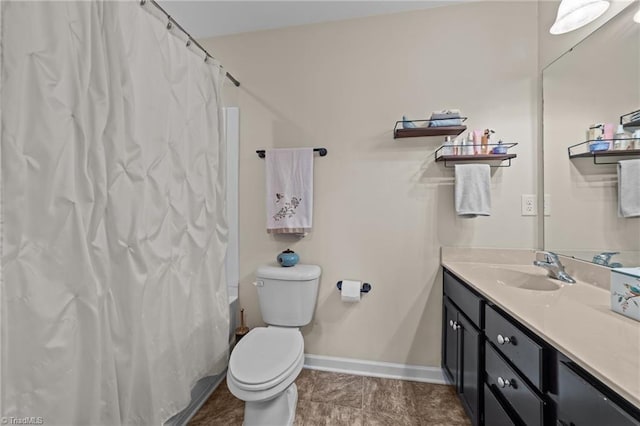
[277,249,299,267]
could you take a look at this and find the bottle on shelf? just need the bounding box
[473,130,482,154]
[634,130,640,150]
[613,124,631,150]
[463,135,474,156]
[466,132,474,155]
[453,137,460,155]
[443,136,453,156]
[481,129,495,154]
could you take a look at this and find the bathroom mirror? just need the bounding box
[542,3,640,268]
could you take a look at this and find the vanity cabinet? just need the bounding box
[442,267,640,426]
[556,358,639,426]
[443,270,483,426]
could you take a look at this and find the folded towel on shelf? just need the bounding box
[429,109,462,127]
[455,164,491,217]
[618,159,640,218]
[402,115,417,129]
[266,148,314,234]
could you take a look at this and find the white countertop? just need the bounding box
[441,254,640,409]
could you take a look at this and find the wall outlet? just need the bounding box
[544,194,551,216]
[521,194,537,216]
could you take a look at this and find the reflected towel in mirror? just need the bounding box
[618,159,640,218]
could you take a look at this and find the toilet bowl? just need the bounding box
[227,327,304,425]
[226,264,321,426]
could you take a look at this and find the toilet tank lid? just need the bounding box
[256,264,321,281]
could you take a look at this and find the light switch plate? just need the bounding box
[521,194,537,216]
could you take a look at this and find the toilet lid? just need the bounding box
[230,327,303,386]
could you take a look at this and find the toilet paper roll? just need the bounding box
[341,280,361,303]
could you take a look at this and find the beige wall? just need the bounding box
[202,1,539,367]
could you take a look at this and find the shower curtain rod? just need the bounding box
[142,0,241,87]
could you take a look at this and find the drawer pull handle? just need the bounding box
[497,377,513,388]
[450,321,460,331]
[497,334,512,345]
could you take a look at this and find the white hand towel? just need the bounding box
[455,164,491,217]
[266,148,314,234]
[618,159,640,218]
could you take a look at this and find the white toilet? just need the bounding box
[227,264,321,426]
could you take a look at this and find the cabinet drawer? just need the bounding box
[484,383,517,426]
[485,304,543,389]
[557,362,640,426]
[444,269,483,327]
[486,342,544,426]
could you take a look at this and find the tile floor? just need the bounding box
[189,369,471,426]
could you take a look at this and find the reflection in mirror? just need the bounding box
[543,3,640,268]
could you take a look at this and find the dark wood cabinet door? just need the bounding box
[557,362,640,426]
[458,313,481,426]
[443,297,459,386]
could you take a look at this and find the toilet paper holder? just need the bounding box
[336,281,372,293]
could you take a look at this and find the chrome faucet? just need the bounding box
[592,251,622,268]
[533,251,576,284]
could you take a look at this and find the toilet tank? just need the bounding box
[255,264,321,327]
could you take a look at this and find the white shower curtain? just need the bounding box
[0,1,229,425]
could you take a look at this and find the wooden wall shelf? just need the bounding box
[394,126,467,139]
[434,142,518,168]
[393,118,467,139]
[569,149,640,165]
[435,153,517,168]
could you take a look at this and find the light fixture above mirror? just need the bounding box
[550,0,610,34]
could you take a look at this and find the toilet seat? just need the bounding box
[229,327,304,392]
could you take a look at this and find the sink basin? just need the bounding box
[485,266,562,291]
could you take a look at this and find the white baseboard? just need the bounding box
[303,354,446,384]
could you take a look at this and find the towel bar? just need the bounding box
[256,148,327,158]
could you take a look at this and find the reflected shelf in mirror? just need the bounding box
[568,139,640,165]
[620,108,640,131]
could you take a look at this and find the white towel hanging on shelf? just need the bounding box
[454,164,491,217]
